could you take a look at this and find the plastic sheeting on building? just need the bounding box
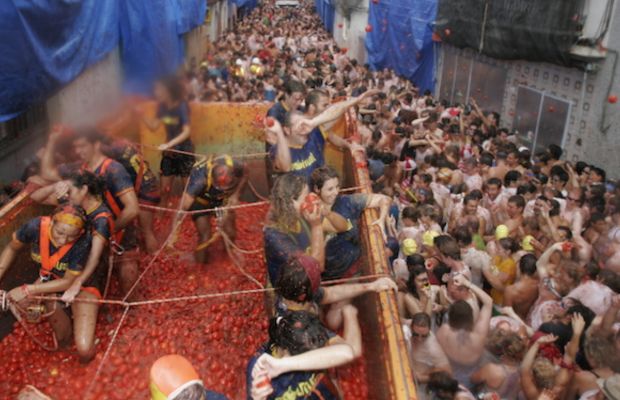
[0,0,119,122]
[315,0,335,33]
[434,0,584,66]
[365,0,438,93]
[0,0,206,121]
[235,0,259,18]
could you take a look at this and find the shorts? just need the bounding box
[189,198,223,221]
[160,154,194,177]
[138,189,161,206]
[138,179,161,206]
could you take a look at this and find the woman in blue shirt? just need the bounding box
[309,166,392,280]
[140,76,195,206]
[246,308,362,400]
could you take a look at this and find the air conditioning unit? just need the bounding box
[570,0,617,60]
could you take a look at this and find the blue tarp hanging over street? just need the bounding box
[119,0,206,95]
[0,0,206,121]
[0,0,119,122]
[236,0,259,18]
[315,0,335,33]
[365,0,437,93]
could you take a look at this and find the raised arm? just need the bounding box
[536,242,563,278]
[267,119,292,172]
[321,277,397,305]
[521,334,557,400]
[453,273,493,336]
[40,127,64,182]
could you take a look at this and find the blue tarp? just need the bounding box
[365,0,437,93]
[236,0,258,17]
[119,0,206,94]
[0,0,206,121]
[315,0,335,33]
[0,0,119,122]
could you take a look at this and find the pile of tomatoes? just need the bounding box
[0,204,370,399]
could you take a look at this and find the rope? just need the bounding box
[140,143,268,160]
[139,200,269,214]
[84,306,130,400]
[22,273,390,308]
[248,180,269,201]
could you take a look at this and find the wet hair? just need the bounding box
[276,257,313,302]
[533,357,556,389]
[268,174,307,230]
[406,254,425,269]
[508,194,525,210]
[406,264,427,298]
[504,170,522,187]
[517,183,537,196]
[453,227,472,246]
[268,311,329,355]
[557,226,572,240]
[519,254,538,276]
[448,300,474,331]
[585,335,620,370]
[486,177,502,188]
[427,371,459,397]
[432,262,451,284]
[310,166,339,192]
[486,330,526,361]
[479,152,494,167]
[566,304,596,329]
[402,206,419,222]
[411,312,431,328]
[70,171,106,197]
[305,89,328,110]
[547,144,562,160]
[499,237,519,254]
[590,166,606,182]
[156,75,185,103]
[284,79,305,96]
[437,237,461,260]
[174,382,206,400]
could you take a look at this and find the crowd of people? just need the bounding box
[1,0,620,399]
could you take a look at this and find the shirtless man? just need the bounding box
[449,192,486,237]
[436,273,493,389]
[562,187,587,232]
[493,195,525,238]
[503,254,539,319]
[481,178,507,226]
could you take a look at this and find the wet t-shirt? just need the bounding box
[270,128,326,180]
[157,102,194,154]
[264,220,312,284]
[86,202,113,242]
[102,141,159,195]
[186,162,227,204]
[246,344,341,400]
[324,194,367,279]
[15,217,90,279]
[88,158,134,217]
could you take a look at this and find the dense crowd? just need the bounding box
[0,0,619,399]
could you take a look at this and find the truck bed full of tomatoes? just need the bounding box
[0,204,369,399]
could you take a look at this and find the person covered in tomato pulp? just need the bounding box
[247,309,364,400]
[173,154,247,264]
[263,173,325,285]
[0,205,90,348]
[150,354,227,400]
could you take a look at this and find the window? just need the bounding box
[513,86,570,153]
[0,104,48,154]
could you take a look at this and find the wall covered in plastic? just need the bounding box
[0,0,206,121]
[316,0,336,33]
[365,0,437,93]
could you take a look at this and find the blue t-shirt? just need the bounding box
[186,161,229,207]
[15,217,90,279]
[270,128,326,181]
[323,194,368,280]
[102,141,159,196]
[90,159,134,217]
[157,102,194,153]
[86,202,113,242]
[267,101,289,126]
[246,344,340,400]
[264,220,312,284]
[205,389,228,400]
